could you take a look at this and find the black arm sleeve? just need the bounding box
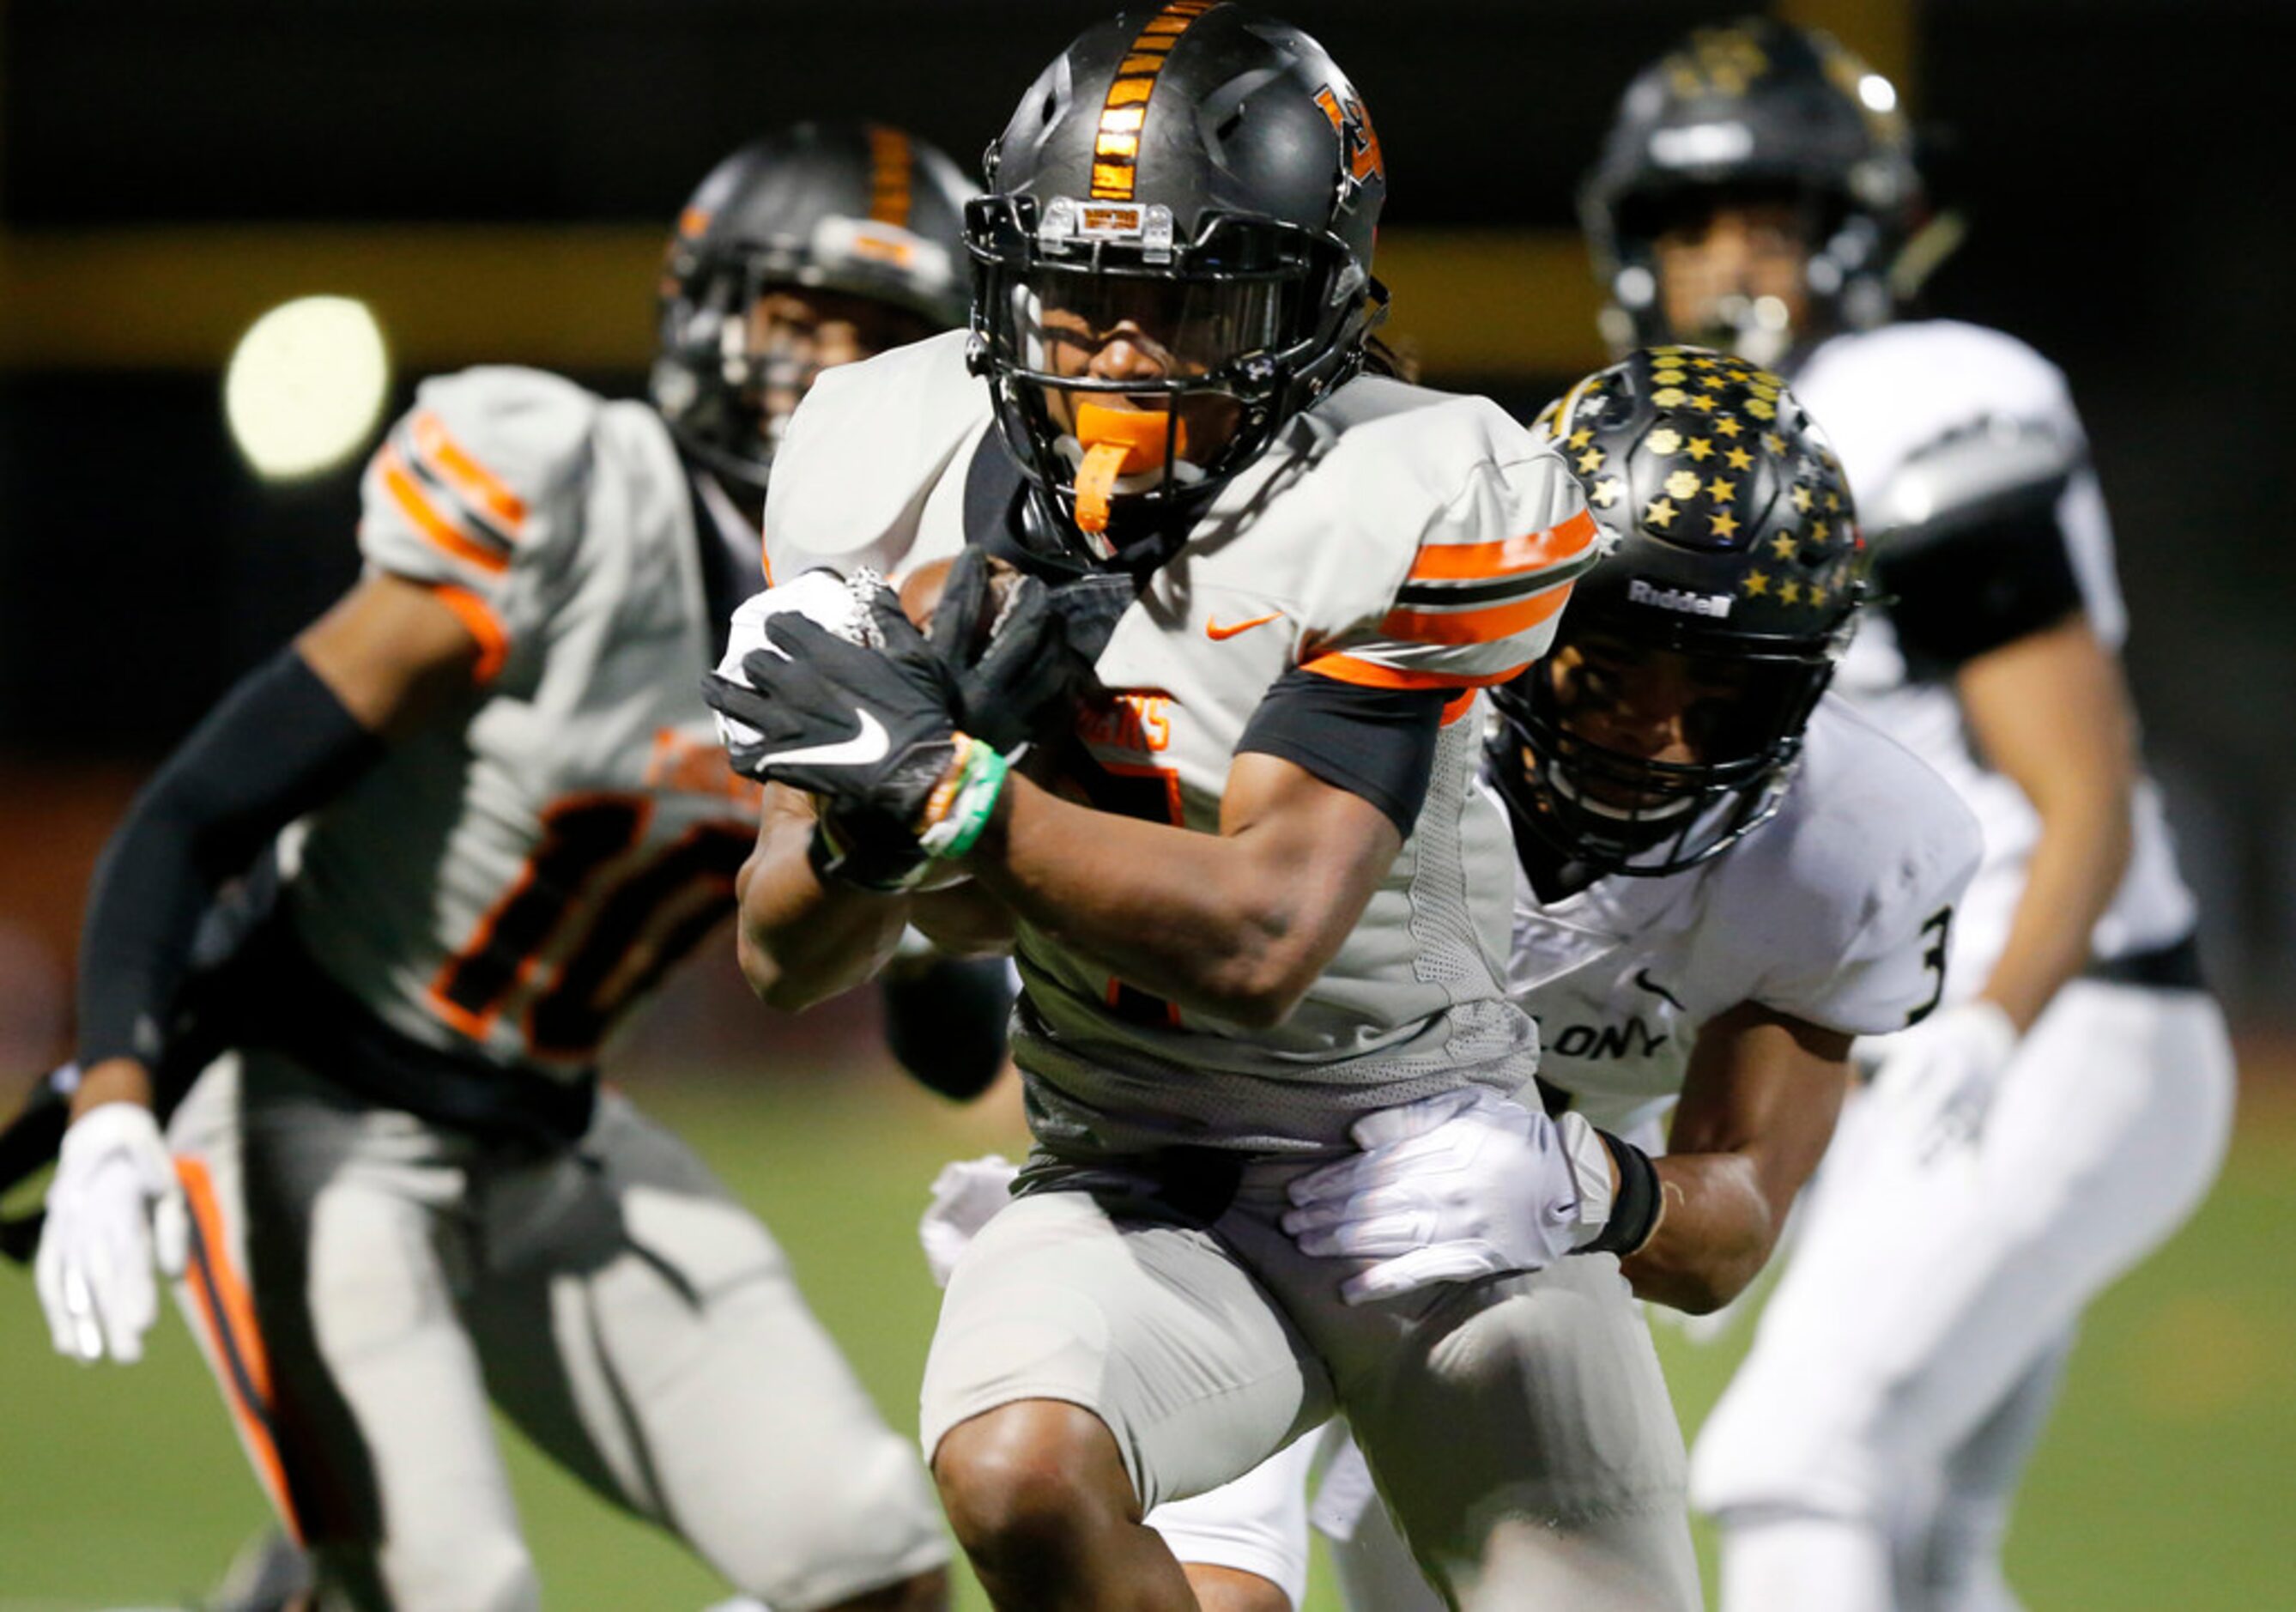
[76,648,384,1067]
[879,955,1018,1101]
[1234,666,1451,838]
[1877,478,2086,676]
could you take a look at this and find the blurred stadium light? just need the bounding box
[222,295,391,481]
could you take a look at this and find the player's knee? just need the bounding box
[933,1400,1133,1567]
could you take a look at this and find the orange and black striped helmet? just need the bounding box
[966,5,1389,567]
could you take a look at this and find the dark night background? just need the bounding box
[0,0,2289,1042]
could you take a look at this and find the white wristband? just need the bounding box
[1556,1111,1615,1249]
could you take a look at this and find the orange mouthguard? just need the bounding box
[1072,401,1189,535]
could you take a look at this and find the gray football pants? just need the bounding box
[921,1154,1699,1610]
[167,1048,948,1612]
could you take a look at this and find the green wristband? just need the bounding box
[921,747,1009,861]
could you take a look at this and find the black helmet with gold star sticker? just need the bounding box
[1487,345,1863,877]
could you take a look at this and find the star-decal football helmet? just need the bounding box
[1583,19,1928,363]
[1489,347,1863,876]
[652,122,975,496]
[966,3,1389,568]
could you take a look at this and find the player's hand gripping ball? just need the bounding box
[906,548,1082,753]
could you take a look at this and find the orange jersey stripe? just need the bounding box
[410,410,528,533]
[1379,583,1573,647]
[1407,508,1600,583]
[427,582,510,683]
[381,446,510,576]
[178,1155,303,1544]
[1302,652,1533,692]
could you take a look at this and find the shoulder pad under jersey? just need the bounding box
[357,366,601,678]
[761,329,989,580]
[1720,698,1983,1034]
[1860,415,2085,553]
[1281,381,1598,690]
[1794,319,2085,501]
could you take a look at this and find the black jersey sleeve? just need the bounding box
[1235,665,1450,838]
[1876,476,2086,675]
[76,648,383,1068]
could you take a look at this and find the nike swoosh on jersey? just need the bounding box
[755,709,890,769]
[1205,610,1286,641]
[1631,968,1685,1010]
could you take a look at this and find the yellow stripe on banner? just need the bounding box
[0,224,1611,379]
[0,226,674,371]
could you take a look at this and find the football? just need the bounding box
[897,553,1025,653]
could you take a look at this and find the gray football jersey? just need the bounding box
[765,332,1602,1153]
[1508,699,1982,1143]
[289,367,763,1079]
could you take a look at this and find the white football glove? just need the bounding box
[1282,1088,1582,1306]
[34,1101,189,1364]
[918,1154,1021,1289]
[1863,1000,2020,1164]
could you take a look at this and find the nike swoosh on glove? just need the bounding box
[35,1101,189,1364]
[1863,999,2019,1165]
[702,585,961,833]
[1282,1086,1582,1306]
[928,548,1089,754]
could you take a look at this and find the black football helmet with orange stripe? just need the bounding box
[1583,19,1928,366]
[966,3,1389,569]
[652,122,976,498]
[1489,347,1863,878]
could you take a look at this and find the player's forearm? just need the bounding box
[77,648,384,1068]
[1980,786,2131,1033]
[1957,618,2138,1033]
[959,774,1360,1029]
[1627,1006,1848,1312]
[1621,1154,1774,1314]
[732,819,912,1011]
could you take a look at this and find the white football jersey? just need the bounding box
[1512,699,1982,1143]
[765,331,1600,1153]
[288,367,764,1079]
[1795,320,2196,989]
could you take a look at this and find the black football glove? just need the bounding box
[701,588,960,832]
[927,548,1088,753]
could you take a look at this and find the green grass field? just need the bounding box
[3,1055,2293,1610]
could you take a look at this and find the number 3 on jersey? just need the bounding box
[1906,906,1954,1027]
[428,794,753,1059]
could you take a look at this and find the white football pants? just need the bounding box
[1691,979,2235,1610]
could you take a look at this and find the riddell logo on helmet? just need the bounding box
[1627,579,1734,618]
